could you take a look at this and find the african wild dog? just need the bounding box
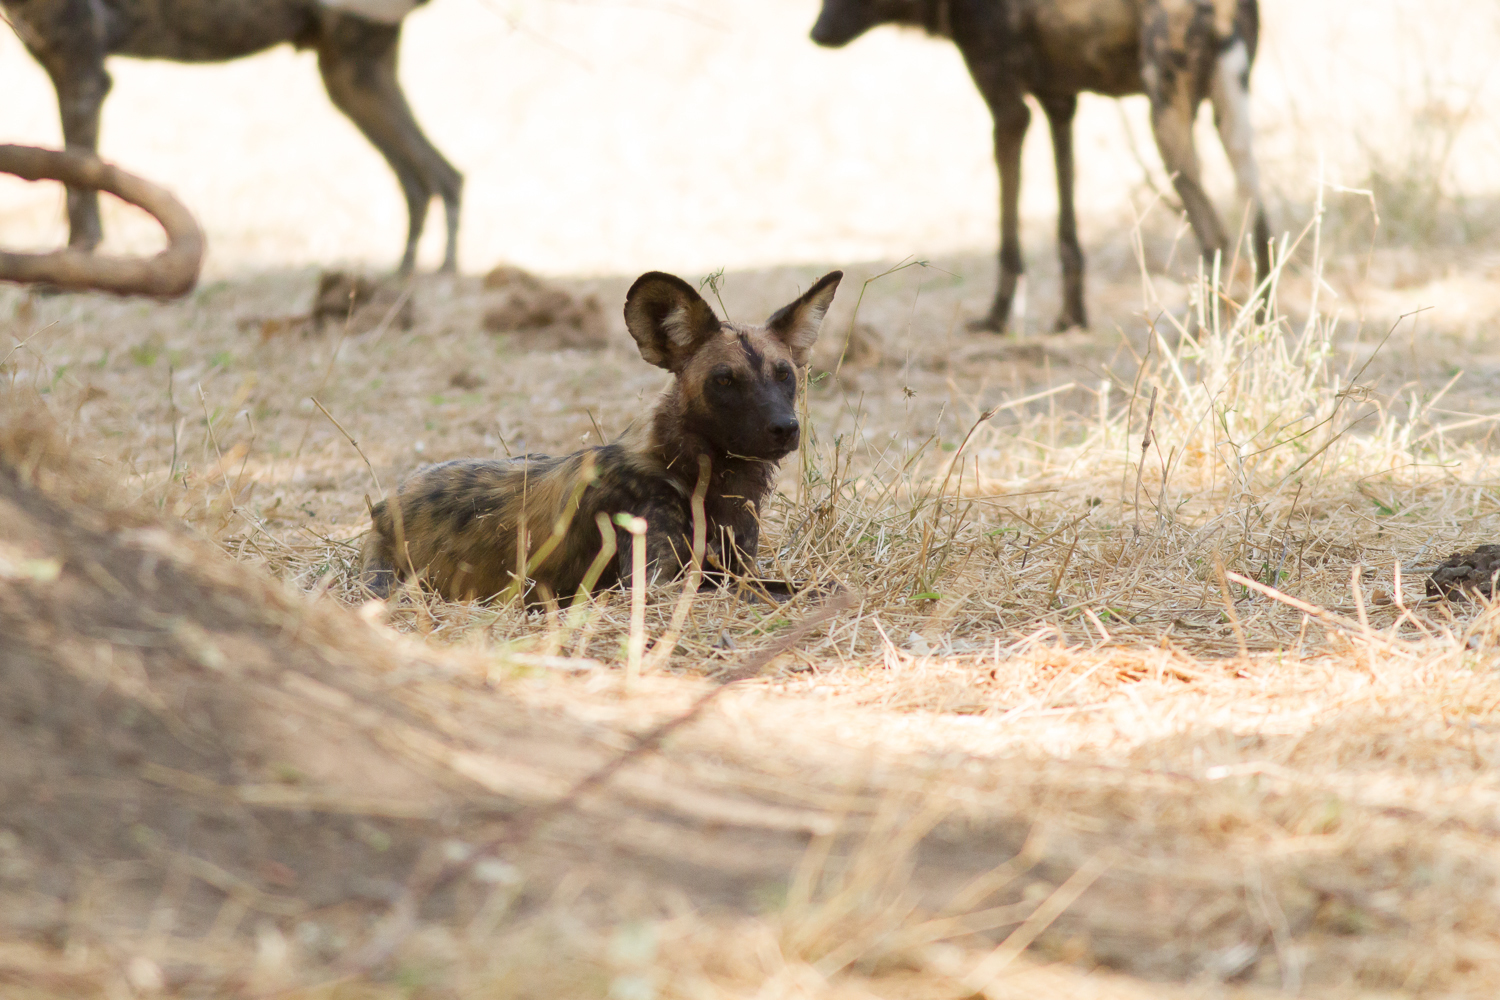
[810,0,1272,332]
[2,0,460,275]
[362,270,844,602]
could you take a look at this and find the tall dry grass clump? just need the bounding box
[748,202,1495,655]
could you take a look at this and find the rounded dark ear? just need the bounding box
[766,270,842,365]
[623,272,722,371]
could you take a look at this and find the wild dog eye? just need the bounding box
[715,374,733,387]
[775,365,793,382]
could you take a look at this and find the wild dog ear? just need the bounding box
[624,272,722,372]
[765,271,842,365]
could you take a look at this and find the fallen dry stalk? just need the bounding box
[618,513,649,690]
[1214,554,1249,658]
[1226,570,1411,655]
[140,761,435,819]
[643,456,710,671]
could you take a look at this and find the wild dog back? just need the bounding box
[362,269,843,602]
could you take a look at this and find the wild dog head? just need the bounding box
[624,270,842,462]
[810,1,937,48]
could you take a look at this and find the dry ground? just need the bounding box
[6,1,1500,997]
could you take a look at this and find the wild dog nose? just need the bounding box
[770,416,800,445]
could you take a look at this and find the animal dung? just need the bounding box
[1426,545,1500,601]
[312,271,414,334]
[239,270,415,340]
[243,314,311,340]
[480,264,607,349]
[481,264,542,292]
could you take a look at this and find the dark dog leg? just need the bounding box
[317,16,463,275]
[26,0,112,251]
[1041,93,1087,331]
[970,93,1031,333]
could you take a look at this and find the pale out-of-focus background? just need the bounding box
[3,0,1499,279]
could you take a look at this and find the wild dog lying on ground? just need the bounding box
[810,0,1271,333]
[362,270,843,602]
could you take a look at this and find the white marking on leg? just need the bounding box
[318,0,418,23]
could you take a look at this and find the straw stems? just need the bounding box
[615,512,649,691]
[1226,570,1410,659]
[644,456,710,671]
[1214,553,1250,659]
[961,849,1116,992]
[1132,386,1158,539]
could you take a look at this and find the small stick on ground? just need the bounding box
[198,383,232,514]
[1227,571,1409,656]
[644,456,710,671]
[585,407,607,446]
[1350,563,1382,680]
[163,362,180,505]
[1045,529,1080,612]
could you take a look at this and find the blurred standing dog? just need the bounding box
[362,270,843,602]
[2,0,460,274]
[810,0,1271,332]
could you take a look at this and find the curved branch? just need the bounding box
[0,144,204,298]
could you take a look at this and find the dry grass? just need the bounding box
[6,198,1500,997]
[7,1,1500,996]
[232,205,1500,675]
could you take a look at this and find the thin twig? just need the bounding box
[1227,571,1408,656]
[312,396,382,498]
[1132,386,1158,539]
